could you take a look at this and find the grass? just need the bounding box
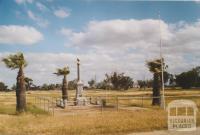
[0,104,15,115]
[0,88,200,135]
[0,103,48,115]
[0,109,168,135]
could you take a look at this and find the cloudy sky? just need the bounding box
[0,0,200,87]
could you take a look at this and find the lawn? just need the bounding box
[0,88,200,135]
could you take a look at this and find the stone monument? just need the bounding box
[76,58,87,105]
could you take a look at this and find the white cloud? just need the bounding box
[60,28,73,36]
[67,19,172,51]
[195,0,200,4]
[61,19,200,78]
[54,8,70,18]
[36,2,48,11]
[2,19,200,87]
[0,52,145,87]
[0,25,43,45]
[27,10,49,28]
[15,0,33,4]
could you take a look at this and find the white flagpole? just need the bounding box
[158,12,165,110]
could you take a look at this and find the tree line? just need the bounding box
[136,66,200,89]
[88,72,134,90]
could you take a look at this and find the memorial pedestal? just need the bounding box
[76,80,87,105]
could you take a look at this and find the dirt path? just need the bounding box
[128,127,200,135]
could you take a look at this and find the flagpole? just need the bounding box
[158,12,165,110]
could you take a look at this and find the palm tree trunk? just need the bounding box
[152,73,161,105]
[62,75,68,100]
[16,66,26,112]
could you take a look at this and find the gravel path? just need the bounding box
[128,127,200,135]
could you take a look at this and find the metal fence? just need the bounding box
[34,96,55,115]
[1,93,200,116]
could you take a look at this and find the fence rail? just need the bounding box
[1,94,200,116]
[34,96,55,115]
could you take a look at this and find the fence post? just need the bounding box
[44,98,45,111]
[101,99,103,113]
[52,99,54,116]
[117,96,119,111]
[35,96,36,106]
[142,96,144,107]
[40,97,41,107]
[48,100,49,113]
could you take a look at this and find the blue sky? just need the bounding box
[0,0,200,53]
[0,0,200,87]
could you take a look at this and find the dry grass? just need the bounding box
[0,109,168,135]
[0,89,200,135]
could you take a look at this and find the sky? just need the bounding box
[0,0,200,87]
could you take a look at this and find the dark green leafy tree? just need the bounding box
[119,76,133,90]
[0,82,8,91]
[175,67,200,89]
[88,79,95,88]
[96,81,106,89]
[2,52,27,112]
[137,80,146,89]
[104,72,133,90]
[54,67,70,100]
[146,79,153,88]
[68,79,77,90]
[24,77,33,91]
[169,74,176,87]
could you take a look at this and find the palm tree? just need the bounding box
[2,52,27,112]
[54,67,70,101]
[146,59,164,106]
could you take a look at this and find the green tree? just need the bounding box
[96,81,107,89]
[88,79,95,88]
[68,79,77,90]
[41,83,49,90]
[0,82,8,91]
[24,77,33,91]
[54,67,70,100]
[137,80,146,89]
[146,58,168,106]
[175,67,200,89]
[146,79,153,88]
[2,52,27,112]
[119,76,133,90]
[104,72,133,90]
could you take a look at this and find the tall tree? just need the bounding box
[2,52,27,112]
[146,58,167,106]
[88,79,95,88]
[68,79,77,90]
[24,77,33,91]
[54,67,70,101]
[175,67,200,89]
[137,80,146,89]
[0,82,8,91]
[104,72,133,90]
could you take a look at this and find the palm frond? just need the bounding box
[146,59,163,73]
[54,66,70,76]
[2,52,27,69]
